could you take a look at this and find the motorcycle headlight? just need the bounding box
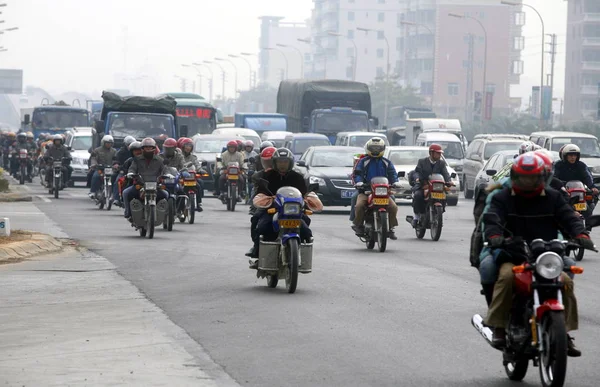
[374,186,388,196]
[283,203,301,215]
[432,182,444,191]
[535,252,564,280]
[309,176,326,186]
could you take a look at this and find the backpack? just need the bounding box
[358,157,390,183]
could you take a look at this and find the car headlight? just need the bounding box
[535,252,564,280]
[591,165,600,174]
[374,186,388,196]
[283,203,301,215]
[309,176,326,186]
[73,157,86,165]
[453,165,463,172]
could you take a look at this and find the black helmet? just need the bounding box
[271,148,295,174]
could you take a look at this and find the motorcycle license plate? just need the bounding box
[373,198,388,205]
[574,202,587,211]
[228,175,239,180]
[279,219,301,228]
[341,190,354,199]
[164,178,175,184]
[431,192,446,200]
[184,181,196,186]
[104,168,113,175]
[19,154,27,159]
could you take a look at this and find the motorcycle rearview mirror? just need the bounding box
[216,157,222,162]
[485,169,497,176]
[67,146,72,151]
[243,158,249,163]
[248,157,255,164]
[450,172,457,179]
[586,215,600,229]
[201,160,208,167]
[308,183,319,193]
[398,171,406,178]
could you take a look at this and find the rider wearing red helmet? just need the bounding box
[247,146,277,229]
[215,139,246,198]
[179,137,205,211]
[483,153,593,353]
[161,138,184,169]
[410,144,454,227]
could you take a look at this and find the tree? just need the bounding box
[369,75,424,126]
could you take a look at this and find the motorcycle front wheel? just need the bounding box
[147,204,155,239]
[167,198,175,231]
[19,165,25,185]
[188,193,196,224]
[285,239,299,294]
[267,275,278,288]
[539,311,568,387]
[430,206,443,241]
[377,211,388,253]
[54,177,60,199]
[106,185,112,211]
[505,357,529,381]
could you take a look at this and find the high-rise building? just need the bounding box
[564,0,600,122]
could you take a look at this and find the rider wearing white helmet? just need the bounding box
[518,141,537,155]
[89,135,118,198]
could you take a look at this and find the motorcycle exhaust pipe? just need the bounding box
[472,314,495,347]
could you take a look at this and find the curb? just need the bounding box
[0,233,64,264]
[0,173,33,202]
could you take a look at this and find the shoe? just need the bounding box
[88,192,95,199]
[568,335,581,357]
[491,328,506,349]
[113,200,121,207]
[411,218,419,228]
[237,197,242,203]
[388,229,397,240]
[249,259,258,269]
[245,246,259,258]
[212,191,219,196]
[351,224,365,235]
[196,204,203,212]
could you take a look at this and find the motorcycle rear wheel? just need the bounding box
[573,246,584,262]
[167,198,175,231]
[267,275,278,288]
[415,226,426,239]
[539,311,568,387]
[54,177,59,199]
[139,227,147,237]
[377,211,388,253]
[285,239,299,294]
[106,187,112,211]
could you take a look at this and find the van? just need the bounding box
[335,131,389,148]
[211,127,261,151]
[283,133,331,160]
[406,118,467,151]
[415,132,465,184]
[261,131,294,148]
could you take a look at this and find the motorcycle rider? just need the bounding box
[216,140,246,200]
[113,141,143,207]
[248,144,276,215]
[243,140,257,159]
[553,144,598,217]
[352,138,401,240]
[483,153,593,356]
[179,137,205,212]
[246,146,277,237]
[255,141,274,172]
[89,135,118,199]
[411,144,454,227]
[517,140,540,155]
[43,134,72,187]
[123,138,169,220]
[162,138,185,170]
[349,152,367,222]
[9,132,33,179]
[116,136,136,166]
[246,148,312,266]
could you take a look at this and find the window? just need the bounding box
[512,60,524,75]
[513,36,525,50]
[376,67,384,77]
[346,47,354,57]
[423,59,433,71]
[346,66,353,78]
[347,30,354,39]
[478,11,485,19]
[485,83,496,94]
[377,30,385,40]
[515,12,526,26]
[348,11,355,21]
[448,82,459,96]
[377,48,384,58]
[485,155,498,171]
[462,59,470,69]
[378,12,385,22]
[421,82,433,95]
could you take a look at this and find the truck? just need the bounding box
[276,80,376,144]
[22,101,91,139]
[389,118,468,151]
[234,112,287,136]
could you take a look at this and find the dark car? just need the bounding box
[295,146,363,207]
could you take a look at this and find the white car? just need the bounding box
[384,146,461,206]
[64,127,94,184]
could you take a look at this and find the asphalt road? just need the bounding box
[22,180,600,387]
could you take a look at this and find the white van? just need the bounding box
[407,118,467,151]
[335,131,389,148]
[261,131,294,148]
[415,131,465,184]
[211,127,261,151]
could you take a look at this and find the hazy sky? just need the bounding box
[0,0,566,105]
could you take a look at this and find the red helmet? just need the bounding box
[511,153,546,198]
[260,146,277,170]
[429,144,444,154]
[180,137,193,150]
[532,150,554,181]
[227,140,238,149]
[163,138,177,148]
[235,139,243,146]
[176,138,186,149]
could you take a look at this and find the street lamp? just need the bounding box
[263,47,289,80]
[449,12,488,124]
[205,60,226,100]
[191,62,215,102]
[276,43,304,78]
[229,54,253,89]
[216,57,239,96]
[182,64,207,97]
[400,21,436,109]
[327,31,357,81]
[357,27,390,127]
[501,1,546,127]
[173,75,188,92]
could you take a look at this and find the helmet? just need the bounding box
[561,144,580,162]
[129,141,142,151]
[52,134,63,144]
[17,132,26,140]
[365,137,386,157]
[101,135,114,146]
[510,153,546,198]
[176,138,186,149]
[8,132,15,137]
[163,138,177,148]
[227,140,238,150]
[271,148,295,174]
[558,145,567,160]
[533,149,554,183]
[260,146,277,170]
[260,141,274,152]
[26,131,34,139]
[244,140,254,149]
[123,136,136,147]
[140,137,156,149]
[180,137,194,151]
[429,144,444,154]
[518,141,536,155]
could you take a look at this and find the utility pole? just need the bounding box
[465,34,475,123]
[546,33,557,127]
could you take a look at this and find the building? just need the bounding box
[258,16,311,88]
[564,0,600,122]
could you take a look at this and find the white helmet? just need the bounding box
[123,135,136,147]
[101,135,114,146]
[518,141,536,155]
[365,137,386,158]
[561,144,580,162]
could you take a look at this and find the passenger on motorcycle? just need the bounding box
[246,148,312,265]
[248,146,276,215]
[483,153,593,355]
[255,141,274,172]
[43,134,73,186]
[517,140,540,155]
[352,138,401,239]
[89,135,118,199]
[162,138,185,170]
[9,132,33,178]
[116,136,136,166]
[411,144,454,227]
[113,141,143,206]
[553,144,598,216]
[25,132,37,152]
[123,138,169,220]
[180,137,204,211]
[243,140,258,159]
[216,140,246,199]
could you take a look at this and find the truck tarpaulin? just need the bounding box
[276,80,371,132]
[100,91,177,121]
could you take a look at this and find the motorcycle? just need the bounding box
[472,213,600,387]
[253,182,320,294]
[94,164,116,210]
[175,162,207,224]
[245,157,256,205]
[160,167,179,230]
[405,172,456,241]
[47,157,69,199]
[15,149,31,185]
[355,177,395,252]
[219,160,242,212]
[564,180,594,261]
[128,175,173,238]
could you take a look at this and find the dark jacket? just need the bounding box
[44,144,71,161]
[90,146,117,168]
[485,186,585,244]
[258,169,307,197]
[128,155,167,183]
[115,147,131,166]
[122,156,136,175]
[414,157,451,183]
[554,160,595,188]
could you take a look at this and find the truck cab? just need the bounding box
[308,107,370,144]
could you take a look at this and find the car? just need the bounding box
[295,146,363,207]
[261,131,294,148]
[334,131,389,148]
[472,150,519,199]
[283,133,331,160]
[384,146,461,206]
[64,127,95,185]
[211,127,261,151]
[462,135,525,199]
[192,134,245,191]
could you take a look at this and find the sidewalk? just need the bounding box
[0,202,239,386]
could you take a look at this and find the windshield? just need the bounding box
[108,113,174,139]
[194,138,230,153]
[242,135,261,149]
[293,139,331,155]
[431,141,464,159]
[349,135,386,148]
[551,137,600,157]
[32,109,89,129]
[176,106,216,136]
[310,150,355,167]
[71,135,92,150]
[387,149,429,165]
[313,113,369,133]
[484,142,521,159]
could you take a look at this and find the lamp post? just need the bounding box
[230,54,253,89]
[276,43,304,78]
[192,62,214,102]
[449,12,488,124]
[240,52,257,87]
[182,64,205,96]
[216,57,239,97]
[205,60,226,100]
[263,47,289,79]
[400,21,436,109]
[501,1,545,128]
[357,27,390,127]
[327,31,358,81]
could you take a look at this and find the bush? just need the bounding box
[0,168,9,192]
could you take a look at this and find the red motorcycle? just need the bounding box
[16,148,31,185]
[356,177,393,252]
[564,180,596,261]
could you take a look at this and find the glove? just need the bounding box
[126,173,134,179]
[576,234,595,250]
[392,182,401,188]
[355,182,364,188]
[165,174,174,179]
[489,235,504,248]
